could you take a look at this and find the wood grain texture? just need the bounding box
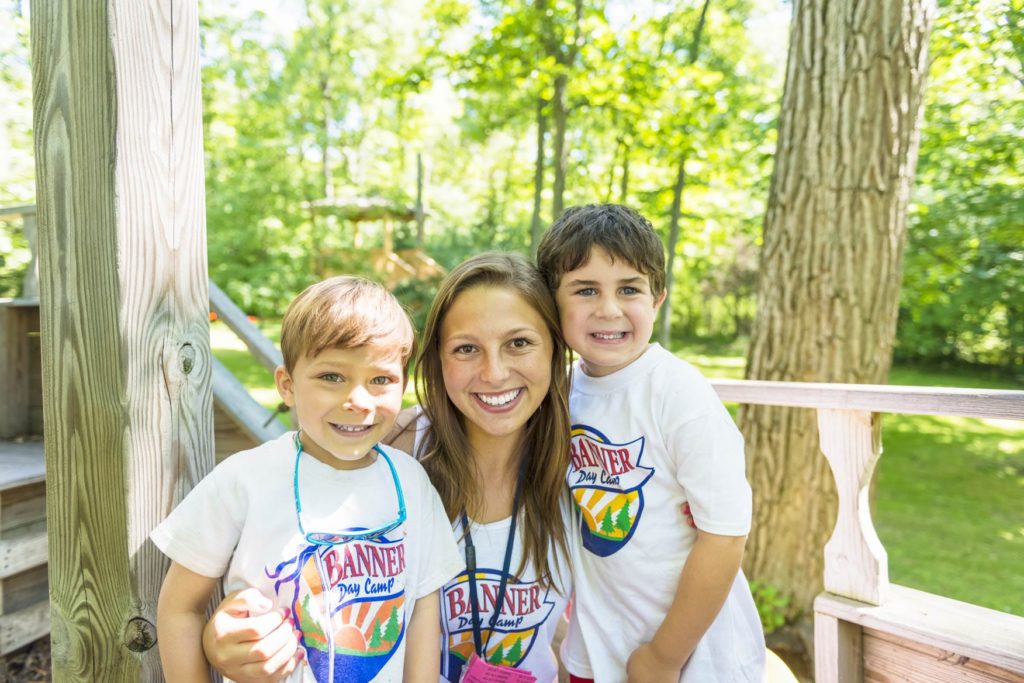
[817,409,888,604]
[864,628,1024,683]
[32,0,212,680]
[816,587,1024,677]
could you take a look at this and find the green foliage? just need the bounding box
[897,0,1024,372]
[748,580,789,635]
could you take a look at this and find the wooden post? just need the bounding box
[32,2,213,681]
[814,611,863,682]
[817,409,889,605]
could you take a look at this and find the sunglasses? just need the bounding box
[292,432,407,546]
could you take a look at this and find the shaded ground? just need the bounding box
[2,637,50,682]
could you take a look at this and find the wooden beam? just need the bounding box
[814,611,863,682]
[32,1,212,680]
[208,280,283,373]
[711,379,1024,420]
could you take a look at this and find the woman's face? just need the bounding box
[439,285,554,446]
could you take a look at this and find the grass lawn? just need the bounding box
[212,324,1023,615]
[672,338,1024,616]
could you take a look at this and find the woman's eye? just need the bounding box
[509,337,532,349]
[453,344,476,355]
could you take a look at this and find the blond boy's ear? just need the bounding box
[274,365,296,407]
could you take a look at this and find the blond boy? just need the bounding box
[152,277,462,683]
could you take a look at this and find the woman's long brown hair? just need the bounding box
[415,252,571,590]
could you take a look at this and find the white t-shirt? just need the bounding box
[412,414,574,683]
[151,432,463,683]
[561,344,765,682]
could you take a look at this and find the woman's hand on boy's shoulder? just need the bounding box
[202,588,303,683]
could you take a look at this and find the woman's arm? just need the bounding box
[157,562,221,683]
[201,588,303,683]
[403,590,442,683]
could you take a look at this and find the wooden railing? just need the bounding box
[710,380,1024,682]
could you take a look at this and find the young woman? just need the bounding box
[201,253,575,683]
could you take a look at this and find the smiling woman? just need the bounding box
[202,253,576,683]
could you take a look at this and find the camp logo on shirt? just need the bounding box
[567,424,655,557]
[441,570,556,681]
[267,535,407,683]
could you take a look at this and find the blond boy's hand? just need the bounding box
[202,588,304,683]
[625,642,682,683]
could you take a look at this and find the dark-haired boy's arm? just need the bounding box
[625,530,746,683]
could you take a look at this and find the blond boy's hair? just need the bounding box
[279,276,415,374]
[537,203,666,297]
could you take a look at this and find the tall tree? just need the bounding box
[738,0,937,643]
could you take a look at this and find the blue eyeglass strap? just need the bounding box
[293,433,405,542]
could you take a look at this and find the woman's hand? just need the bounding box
[201,588,303,683]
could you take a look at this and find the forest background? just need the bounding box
[2,0,1021,371]
[1,0,1022,661]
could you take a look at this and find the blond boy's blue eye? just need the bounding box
[321,373,343,383]
[370,376,395,385]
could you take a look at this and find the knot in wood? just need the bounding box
[179,343,196,375]
[123,616,157,652]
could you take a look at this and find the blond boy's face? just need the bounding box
[275,344,405,469]
[554,246,666,378]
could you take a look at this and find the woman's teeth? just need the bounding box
[477,389,521,406]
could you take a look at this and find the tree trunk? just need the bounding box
[739,0,936,634]
[658,155,686,347]
[415,152,425,247]
[530,97,547,256]
[551,71,569,220]
[619,146,630,202]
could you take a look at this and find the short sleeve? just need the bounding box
[150,466,245,578]
[664,406,752,537]
[413,474,464,599]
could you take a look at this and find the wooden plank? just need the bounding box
[0,306,33,438]
[208,280,282,373]
[0,521,48,578]
[0,441,45,491]
[712,379,1024,420]
[817,409,888,604]
[212,357,287,445]
[0,599,50,656]
[0,205,36,220]
[814,612,863,682]
[32,0,212,679]
[815,587,1024,676]
[0,481,47,533]
[864,628,1022,683]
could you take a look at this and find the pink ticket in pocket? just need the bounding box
[458,653,537,683]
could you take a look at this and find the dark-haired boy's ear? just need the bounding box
[653,289,668,310]
[274,366,296,407]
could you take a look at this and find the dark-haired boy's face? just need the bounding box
[554,247,666,378]
[275,344,405,469]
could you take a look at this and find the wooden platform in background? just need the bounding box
[0,439,48,655]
